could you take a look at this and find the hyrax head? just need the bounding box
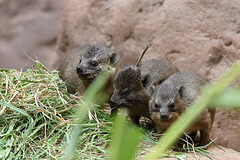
[148,83,186,127]
[76,45,120,80]
[110,66,151,108]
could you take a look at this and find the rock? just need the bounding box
[205,145,240,160]
[211,109,240,152]
[55,0,240,151]
[56,0,240,77]
[0,0,60,70]
[159,145,240,160]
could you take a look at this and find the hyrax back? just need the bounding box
[139,59,179,87]
[110,59,178,125]
[58,45,120,95]
[149,72,216,146]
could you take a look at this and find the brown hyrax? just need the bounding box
[58,45,120,96]
[148,71,216,146]
[110,59,178,125]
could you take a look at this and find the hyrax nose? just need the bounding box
[160,114,169,120]
[109,98,116,106]
[76,66,82,73]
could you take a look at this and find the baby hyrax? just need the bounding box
[148,72,216,146]
[58,45,120,95]
[110,59,178,125]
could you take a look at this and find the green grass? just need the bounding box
[0,65,153,160]
[0,67,114,159]
[1,58,240,160]
[0,68,76,159]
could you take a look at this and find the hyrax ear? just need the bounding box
[147,86,155,97]
[141,74,152,89]
[110,53,120,66]
[177,86,185,98]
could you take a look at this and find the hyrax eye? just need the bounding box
[169,103,175,109]
[121,90,130,97]
[91,60,98,67]
[154,104,160,109]
[79,59,82,63]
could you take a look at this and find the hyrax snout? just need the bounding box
[149,72,216,146]
[58,45,120,95]
[110,59,178,125]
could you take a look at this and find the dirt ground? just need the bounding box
[160,145,240,160]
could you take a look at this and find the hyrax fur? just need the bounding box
[110,59,178,125]
[58,45,120,96]
[148,72,216,146]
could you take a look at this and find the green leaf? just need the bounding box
[174,152,187,160]
[210,88,240,109]
[108,111,143,160]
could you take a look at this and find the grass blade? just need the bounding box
[0,100,32,119]
[64,71,109,159]
[135,44,151,67]
[210,88,240,109]
[108,111,143,160]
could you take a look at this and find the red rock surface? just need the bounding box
[0,0,60,70]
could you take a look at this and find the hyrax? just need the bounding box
[110,59,178,125]
[58,45,120,96]
[148,72,216,146]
